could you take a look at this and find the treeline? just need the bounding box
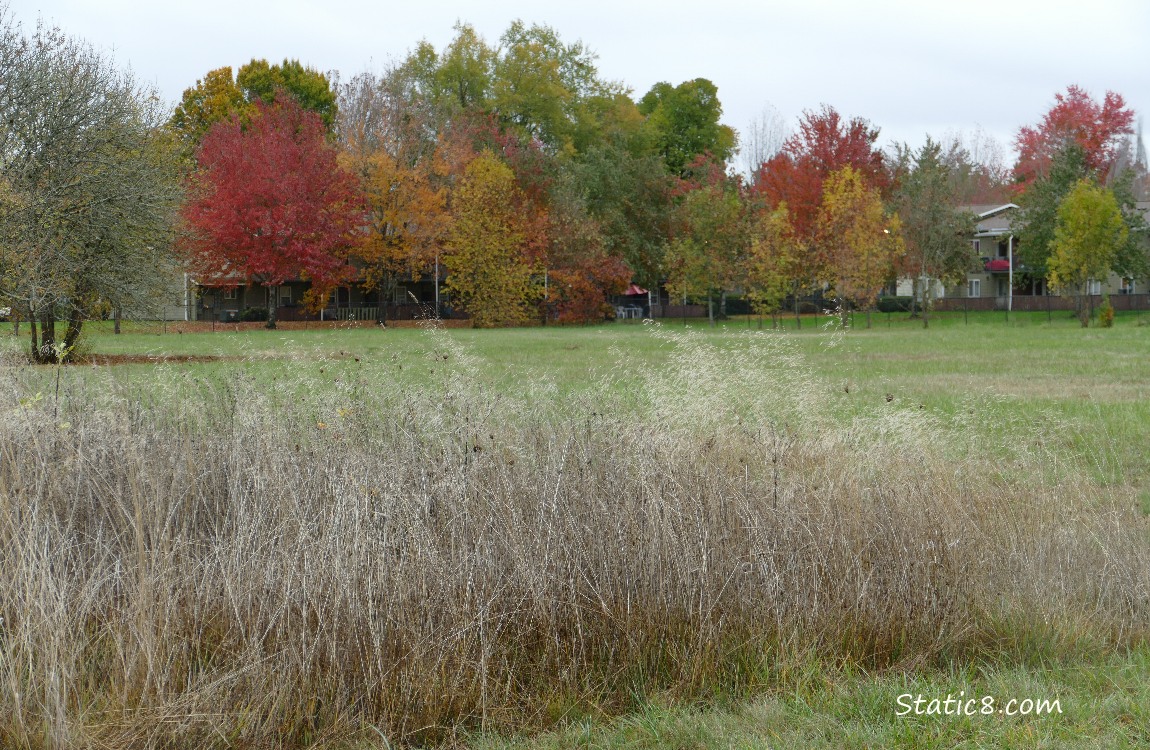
[3,13,1149,363]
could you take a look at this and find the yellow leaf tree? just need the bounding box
[445,152,540,327]
[746,202,802,328]
[1048,179,1128,327]
[817,166,903,328]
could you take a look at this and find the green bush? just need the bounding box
[877,296,913,313]
[239,306,269,322]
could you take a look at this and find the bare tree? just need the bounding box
[0,8,181,362]
[740,104,788,183]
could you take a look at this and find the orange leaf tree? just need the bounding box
[816,166,903,328]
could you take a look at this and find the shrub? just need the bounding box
[1098,296,1115,328]
[239,306,269,322]
[877,296,914,313]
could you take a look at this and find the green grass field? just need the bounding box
[1,312,1148,748]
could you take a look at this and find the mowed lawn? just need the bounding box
[2,311,1148,748]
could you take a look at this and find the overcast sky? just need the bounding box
[12,0,1150,169]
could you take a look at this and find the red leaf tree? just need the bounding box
[1013,85,1135,190]
[182,97,366,327]
[754,105,888,242]
[751,105,888,293]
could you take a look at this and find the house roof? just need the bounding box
[962,203,1019,236]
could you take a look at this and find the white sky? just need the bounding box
[11,0,1150,167]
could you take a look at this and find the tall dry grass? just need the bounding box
[0,327,1146,748]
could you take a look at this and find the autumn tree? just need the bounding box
[890,138,978,327]
[745,203,802,328]
[753,105,889,309]
[181,98,365,329]
[337,68,449,313]
[169,67,249,157]
[1013,85,1135,190]
[817,166,903,328]
[0,13,182,363]
[445,152,541,327]
[1047,180,1128,326]
[543,180,630,323]
[755,105,888,244]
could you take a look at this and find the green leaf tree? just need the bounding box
[170,59,337,155]
[664,174,747,325]
[1048,179,1128,326]
[890,138,978,327]
[638,79,736,176]
[236,58,338,131]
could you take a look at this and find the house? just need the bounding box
[189,271,443,323]
[898,203,1148,312]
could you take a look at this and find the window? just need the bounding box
[1087,279,1102,296]
[997,240,1009,259]
[1120,278,1135,294]
[972,239,981,254]
[967,278,981,298]
[223,288,237,300]
[278,287,292,305]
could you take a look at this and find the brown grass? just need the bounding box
[0,328,1146,748]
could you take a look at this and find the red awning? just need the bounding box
[984,259,1011,272]
[624,284,649,296]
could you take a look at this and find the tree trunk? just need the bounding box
[63,308,84,357]
[266,285,278,329]
[113,307,121,334]
[707,290,714,327]
[27,307,39,362]
[794,294,801,330]
[35,310,56,363]
[865,308,872,329]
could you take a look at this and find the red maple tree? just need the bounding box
[751,105,888,287]
[181,97,366,327]
[754,105,887,242]
[1013,85,1135,189]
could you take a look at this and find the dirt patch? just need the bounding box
[138,319,472,334]
[75,354,234,366]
